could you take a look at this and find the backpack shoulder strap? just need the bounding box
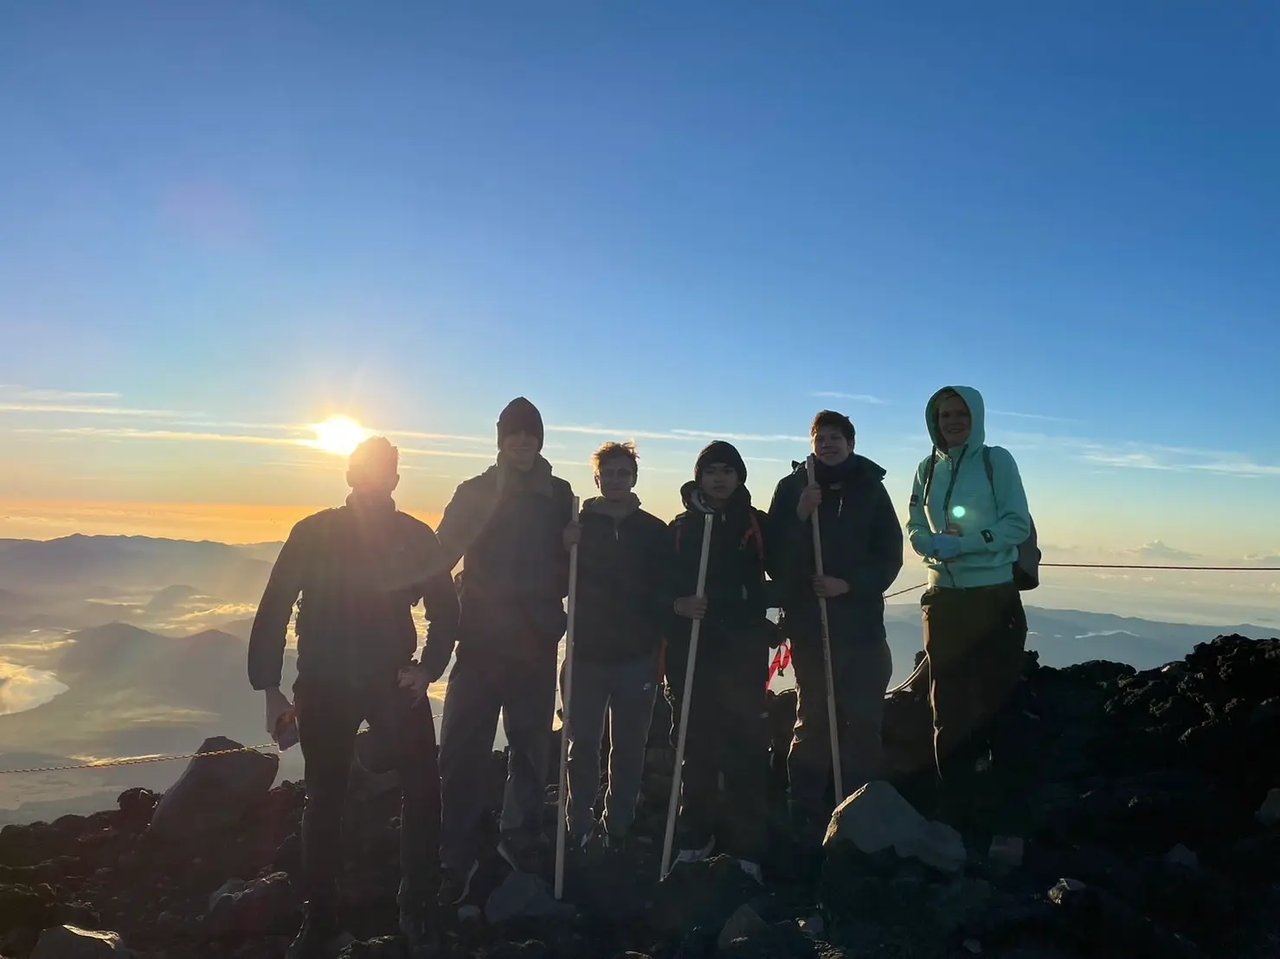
[922,446,939,506]
[741,510,766,567]
[982,446,997,500]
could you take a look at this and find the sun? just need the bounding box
[310,415,369,456]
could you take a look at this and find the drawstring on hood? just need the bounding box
[680,480,752,515]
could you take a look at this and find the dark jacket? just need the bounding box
[247,494,460,690]
[766,454,903,642]
[436,456,575,658]
[669,482,771,640]
[572,496,673,664]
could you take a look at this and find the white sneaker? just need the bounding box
[674,834,716,864]
[737,859,764,884]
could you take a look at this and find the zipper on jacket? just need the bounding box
[939,447,968,588]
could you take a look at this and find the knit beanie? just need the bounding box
[694,440,747,483]
[497,397,544,450]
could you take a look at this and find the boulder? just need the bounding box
[823,781,965,874]
[653,855,769,935]
[148,738,278,841]
[718,920,818,959]
[30,925,131,958]
[204,871,298,937]
[0,882,56,934]
[483,872,575,924]
[336,937,405,959]
[717,904,768,950]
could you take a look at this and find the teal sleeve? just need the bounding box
[905,459,935,558]
[959,447,1031,554]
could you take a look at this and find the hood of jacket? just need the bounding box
[788,452,888,487]
[925,385,987,458]
[679,480,753,514]
[581,493,641,521]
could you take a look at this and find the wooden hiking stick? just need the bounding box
[660,511,714,881]
[554,495,581,901]
[807,455,844,802]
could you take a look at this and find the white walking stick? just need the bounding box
[807,455,844,802]
[554,495,581,901]
[660,511,714,881]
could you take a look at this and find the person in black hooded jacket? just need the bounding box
[666,440,774,884]
[767,410,903,846]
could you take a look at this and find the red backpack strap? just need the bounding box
[766,638,792,689]
[740,511,765,569]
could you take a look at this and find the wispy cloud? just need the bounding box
[811,391,889,405]
[1079,449,1177,471]
[988,409,1079,424]
[1001,429,1280,480]
[398,446,496,461]
[547,425,706,442]
[547,425,808,444]
[16,427,305,447]
[0,403,190,418]
[669,428,809,443]
[1079,444,1280,478]
[0,386,122,401]
[1124,540,1202,563]
[379,429,492,446]
[16,425,500,463]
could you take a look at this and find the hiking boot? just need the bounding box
[600,829,632,855]
[436,859,478,906]
[399,899,440,957]
[498,831,551,874]
[284,908,353,959]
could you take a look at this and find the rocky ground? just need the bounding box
[2,634,1278,959]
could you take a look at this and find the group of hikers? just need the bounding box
[246,386,1035,958]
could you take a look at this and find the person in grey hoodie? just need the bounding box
[433,398,576,905]
[560,441,674,852]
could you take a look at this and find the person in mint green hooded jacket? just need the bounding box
[906,385,1030,823]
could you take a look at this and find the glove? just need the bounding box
[931,533,962,561]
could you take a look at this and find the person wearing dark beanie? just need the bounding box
[665,439,774,884]
[497,396,544,452]
[433,397,576,902]
[694,440,747,484]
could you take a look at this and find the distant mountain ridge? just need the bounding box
[0,534,280,603]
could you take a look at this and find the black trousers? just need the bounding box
[294,669,439,912]
[665,625,770,862]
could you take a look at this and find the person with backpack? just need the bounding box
[247,436,459,958]
[766,410,903,847]
[666,440,775,883]
[434,397,576,904]
[559,441,673,853]
[905,386,1035,820]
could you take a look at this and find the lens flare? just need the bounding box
[310,416,368,456]
[951,506,967,519]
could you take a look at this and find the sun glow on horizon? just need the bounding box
[309,415,369,456]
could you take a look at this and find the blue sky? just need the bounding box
[1,2,1277,617]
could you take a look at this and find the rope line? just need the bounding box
[1045,562,1280,571]
[0,743,278,775]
